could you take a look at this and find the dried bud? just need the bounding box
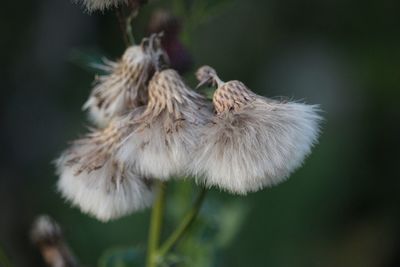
[77,0,146,12]
[55,110,154,222]
[191,66,322,195]
[195,65,222,88]
[31,215,63,246]
[31,215,79,267]
[83,37,154,127]
[116,68,212,180]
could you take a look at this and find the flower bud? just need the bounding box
[31,215,79,267]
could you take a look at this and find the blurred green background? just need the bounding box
[1,0,400,266]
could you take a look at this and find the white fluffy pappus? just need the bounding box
[116,68,213,180]
[83,40,153,127]
[77,0,127,12]
[190,66,322,195]
[56,110,154,222]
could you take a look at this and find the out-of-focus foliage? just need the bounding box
[165,182,247,267]
[99,247,144,267]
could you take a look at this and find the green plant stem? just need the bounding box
[157,187,207,258]
[146,181,167,267]
[126,11,136,45]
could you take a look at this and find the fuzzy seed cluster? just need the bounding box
[56,35,322,222]
[77,0,127,12]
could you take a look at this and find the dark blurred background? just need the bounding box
[1,0,400,266]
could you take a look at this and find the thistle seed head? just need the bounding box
[83,37,154,127]
[116,68,213,180]
[190,66,322,194]
[55,110,154,222]
[78,0,127,12]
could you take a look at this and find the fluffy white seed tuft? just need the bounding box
[191,66,322,194]
[77,0,127,12]
[55,111,154,222]
[116,68,213,180]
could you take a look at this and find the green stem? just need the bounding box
[158,187,207,257]
[146,181,167,267]
[126,9,138,45]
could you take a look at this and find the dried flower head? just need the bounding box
[56,109,154,222]
[78,0,147,12]
[83,37,154,127]
[191,65,322,195]
[31,215,78,267]
[116,68,213,180]
[31,215,63,246]
[77,0,127,12]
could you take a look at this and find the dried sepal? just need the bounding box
[191,66,322,194]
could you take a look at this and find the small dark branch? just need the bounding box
[116,0,148,46]
[126,0,148,45]
[116,8,129,47]
[31,215,79,267]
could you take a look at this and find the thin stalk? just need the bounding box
[125,11,137,45]
[157,187,207,258]
[115,9,129,46]
[146,181,167,267]
[126,0,143,45]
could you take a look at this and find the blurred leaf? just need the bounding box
[190,0,233,26]
[165,183,247,267]
[171,0,234,45]
[0,246,14,267]
[197,86,216,100]
[160,253,186,267]
[213,201,247,248]
[98,247,145,267]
